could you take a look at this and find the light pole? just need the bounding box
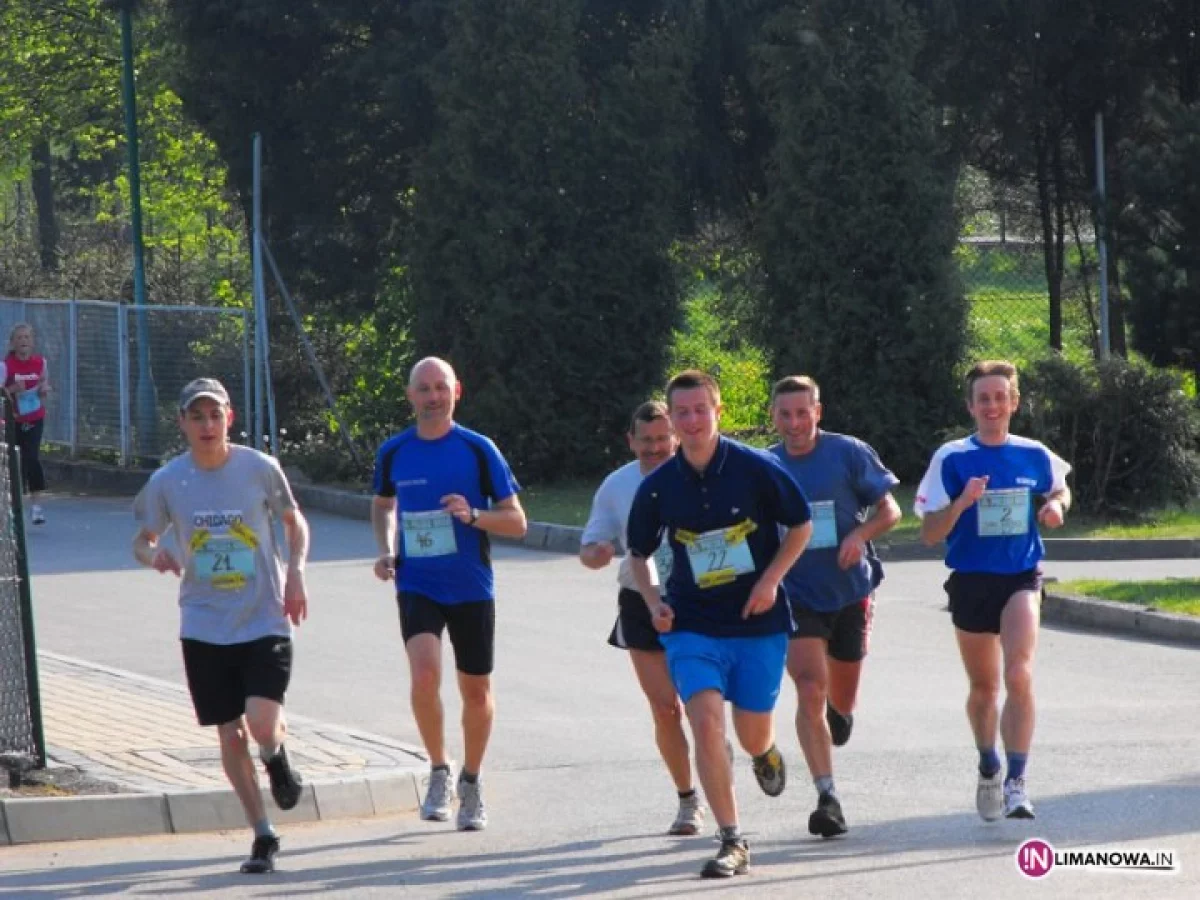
[115,0,157,458]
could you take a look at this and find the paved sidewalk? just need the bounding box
[1,653,428,845]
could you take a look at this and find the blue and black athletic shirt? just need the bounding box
[914,434,1070,574]
[373,423,520,603]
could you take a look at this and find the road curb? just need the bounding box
[1042,591,1200,645]
[0,769,423,846]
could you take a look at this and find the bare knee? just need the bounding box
[793,672,825,719]
[648,694,683,727]
[968,678,1001,706]
[218,721,249,755]
[410,661,441,697]
[459,675,492,710]
[1004,659,1033,697]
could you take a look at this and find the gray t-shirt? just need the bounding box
[133,445,297,644]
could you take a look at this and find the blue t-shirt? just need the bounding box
[373,423,521,603]
[627,437,812,637]
[914,434,1071,574]
[771,432,899,613]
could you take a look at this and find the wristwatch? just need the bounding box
[468,508,480,526]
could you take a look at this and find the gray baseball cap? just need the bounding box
[179,377,231,411]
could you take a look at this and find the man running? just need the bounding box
[627,369,812,878]
[769,376,901,839]
[580,400,705,834]
[915,360,1070,821]
[133,378,309,875]
[371,357,526,832]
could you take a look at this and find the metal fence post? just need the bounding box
[117,305,131,466]
[8,445,45,768]
[68,298,78,457]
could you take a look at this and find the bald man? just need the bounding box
[371,357,527,831]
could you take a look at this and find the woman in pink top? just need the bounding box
[5,323,51,524]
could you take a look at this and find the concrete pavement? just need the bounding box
[2,494,1200,897]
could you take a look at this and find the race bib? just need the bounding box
[16,389,41,417]
[809,501,838,550]
[681,520,757,589]
[652,542,674,583]
[191,524,257,590]
[402,510,458,558]
[977,488,1031,537]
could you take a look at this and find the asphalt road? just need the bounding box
[3,495,1199,898]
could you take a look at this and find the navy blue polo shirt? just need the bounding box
[627,436,811,637]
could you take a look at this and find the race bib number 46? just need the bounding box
[680,520,757,589]
[402,510,458,558]
[809,501,838,550]
[977,488,1031,537]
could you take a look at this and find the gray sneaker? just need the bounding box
[668,794,705,836]
[456,775,488,831]
[421,767,455,822]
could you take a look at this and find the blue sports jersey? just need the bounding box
[372,424,521,603]
[626,437,811,637]
[771,432,899,613]
[914,434,1070,574]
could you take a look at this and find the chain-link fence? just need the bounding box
[0,442,43,770]
[957,238,1103,368]
[0,298,250,464]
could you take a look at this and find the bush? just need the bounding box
[1020,356,1200,516]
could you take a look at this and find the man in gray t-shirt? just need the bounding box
[133,378,310,876]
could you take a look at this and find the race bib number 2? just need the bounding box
[977,488,1031,537]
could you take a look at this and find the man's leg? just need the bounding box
[218,717,267,827]
[630,649,692,792]
[788,637,832,785]
[447,599,496,831]
[407,633,447,765]
[956,627,1003,820]
[826,597,872,743]
[457,671,494,777]
[998,590,1040,818]
[688,689,737,828]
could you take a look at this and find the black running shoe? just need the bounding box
[826,702,854,747]
[808,791,848,838]
[751,744,786,797]
[701,838,750,878]
[239,834,280,874]
[264,746,304,811]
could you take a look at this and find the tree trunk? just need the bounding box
[1050,138,1066,351]
[1035,133,1063,352]
[30,139,59,272]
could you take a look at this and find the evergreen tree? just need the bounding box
[751,0,966,479]
[409,0,697,479]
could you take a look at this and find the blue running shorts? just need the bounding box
[660,631,788,713]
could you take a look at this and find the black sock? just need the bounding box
[432,764,450,774]
[678,789,696,800]
[460,770,478,784]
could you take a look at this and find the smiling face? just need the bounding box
[406,358,460,429]
[968,373,1019,441]
[772,389,822,455]
[668,385,721,455]
[10,325,33,359]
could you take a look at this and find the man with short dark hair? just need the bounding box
[769,375,902,839]
[133,377,310,875]
[627,369,812,879]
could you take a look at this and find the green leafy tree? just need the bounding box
[750,0,965,480]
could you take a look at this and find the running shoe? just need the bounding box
[421,767,455,822]
[751,744,786,797]
[826,701,854,747]
[808,790,848,837]
[976,769,1004,822]
[668,794,705,836]
[456,775,488,831]
[1004,777,1035,819]
[239,834,280,874]
[701,837,750,878]
[263,746,303,811]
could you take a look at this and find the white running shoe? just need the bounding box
[31,505,45,525]
[976,770,1004,822]
[420,767,455,821]
[1004,777,1035,819]
[456,775,487,831]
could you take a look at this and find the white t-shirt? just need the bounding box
[582,460,669,591]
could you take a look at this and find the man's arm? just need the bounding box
[372,495,397,558]
[1038,485,1071,528]
[839,493,902,569]
[281,507,310,572]
[473,495,528,539]
[580,542,617,569]
[132,526,181,575]
[920,476,988,546]
[744,521,812,619]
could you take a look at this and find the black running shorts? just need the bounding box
[944,569,1043,634]
[397,591,495,676]
[607,588,665,653]
[181,636,293,727]
[789,597,874,662]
